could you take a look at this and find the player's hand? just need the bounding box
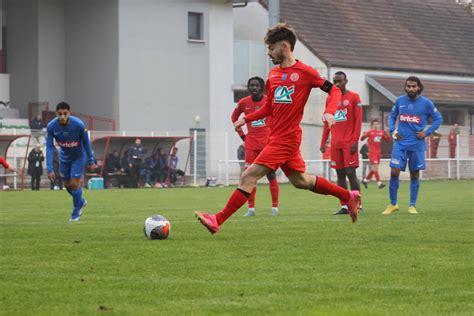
[48,172,56,182]
[89,163,98,172]
[234,117,246,129]
[350,143,357,154]
[392,131,402,141]
[320,146,326,153]
[416,131,426,139]
[322,113,335,128]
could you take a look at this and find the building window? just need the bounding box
[440,109,464,126]
[188,12,203,41]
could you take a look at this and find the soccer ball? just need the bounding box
[143,215,171,240]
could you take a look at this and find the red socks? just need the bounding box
[374,171,380,182]
[269,178,279,207]
[313,176,350,203]
[248,188,257,208]
[215,189,250,225]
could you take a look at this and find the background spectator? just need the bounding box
[128,139,145,188]
[141,153,158,188]
[168,147,179,187]
[50,145,63,190]
[155,148,168,187]
[360,143,369,179]
[30,114,45,143]
[27,144,44,190]
[429,131,442,158]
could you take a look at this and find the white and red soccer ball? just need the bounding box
[144,215,171,240]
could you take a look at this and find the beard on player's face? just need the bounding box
[268,43,285,65]
[406,89,419,99]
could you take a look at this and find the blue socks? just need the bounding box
[389,176,399,206]
[72,188,83,211]
[410,178,420,207]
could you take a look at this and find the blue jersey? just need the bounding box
[389,95,443,151]
[46,116,94,173]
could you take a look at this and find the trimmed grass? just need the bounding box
[1,180,473,315]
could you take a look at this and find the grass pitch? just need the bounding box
[1,180,473,315]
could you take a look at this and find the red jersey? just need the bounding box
[245,60,340,145]
[361,130,390,155]
[0,157,10,169]
[231,95,271,150]
[320,90,362,149]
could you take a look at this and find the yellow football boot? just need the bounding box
[382,204,399,215]
[408,206,418,214]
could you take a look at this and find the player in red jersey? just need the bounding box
[231,76,280,217]
[360,119,391,189]
[0,156,16,172]
[320,71,362,215]
[195,23,361,234]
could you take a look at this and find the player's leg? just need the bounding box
[68,156,87,221]
[266,170,279,216]
[407,150,425,214]
[243,149,258,216]
[384,143,407,214]
[345,166,362,213]
[195,163,270,234]
[373,163,385,188]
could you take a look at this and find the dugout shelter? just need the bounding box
[87,136,192,187]
[0,134,32,190]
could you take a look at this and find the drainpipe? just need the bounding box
[269,0,280,27]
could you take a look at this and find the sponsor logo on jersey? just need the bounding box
[290,73,299,82]
[334,109,348,122]
[57,141,79,148]
[282,73,288,80]
[251,118,266,127]
[374,136,382,142]
[399,114,421,124]
[274,86,294,104]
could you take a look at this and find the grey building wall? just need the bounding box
[38,0,65,106]
[64,0,119,119]
[118,0,210,132]
[6,0,39,117]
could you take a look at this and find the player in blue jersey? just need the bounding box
[46,102,96,221]
[383,77,442,215]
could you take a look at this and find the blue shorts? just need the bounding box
[60,156,86,180]
[390,143,425,172]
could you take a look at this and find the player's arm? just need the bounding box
[231,104,246,141]
[46,127,55,181]
[360,131,369,141]
[381,131,391,141]
[320,122,330,153]
[309,67,341,127]
[389,100,401,140]
[350,96,363,153]
[423,102,443,137]
[236,80,272,128]
[81,128,96,167]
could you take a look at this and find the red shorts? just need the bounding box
[244,148,262,167]
[254,141,305,176]
[369,152,381,164]
[331,146,359,169]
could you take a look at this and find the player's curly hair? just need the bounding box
[405,76,424,93]
[247,76,265,93]
[264,23,297,51]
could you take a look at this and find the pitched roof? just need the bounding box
[366,75,474,106]
[261,0,474,76]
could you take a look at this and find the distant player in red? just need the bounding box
[360,119,391,189]
[320,71,362,215]
[231,76,279,217]
[0,156,16,172]
[195,23,361,234]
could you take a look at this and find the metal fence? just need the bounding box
[2,127,474,189]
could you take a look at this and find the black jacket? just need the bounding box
[28,149,44,176]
